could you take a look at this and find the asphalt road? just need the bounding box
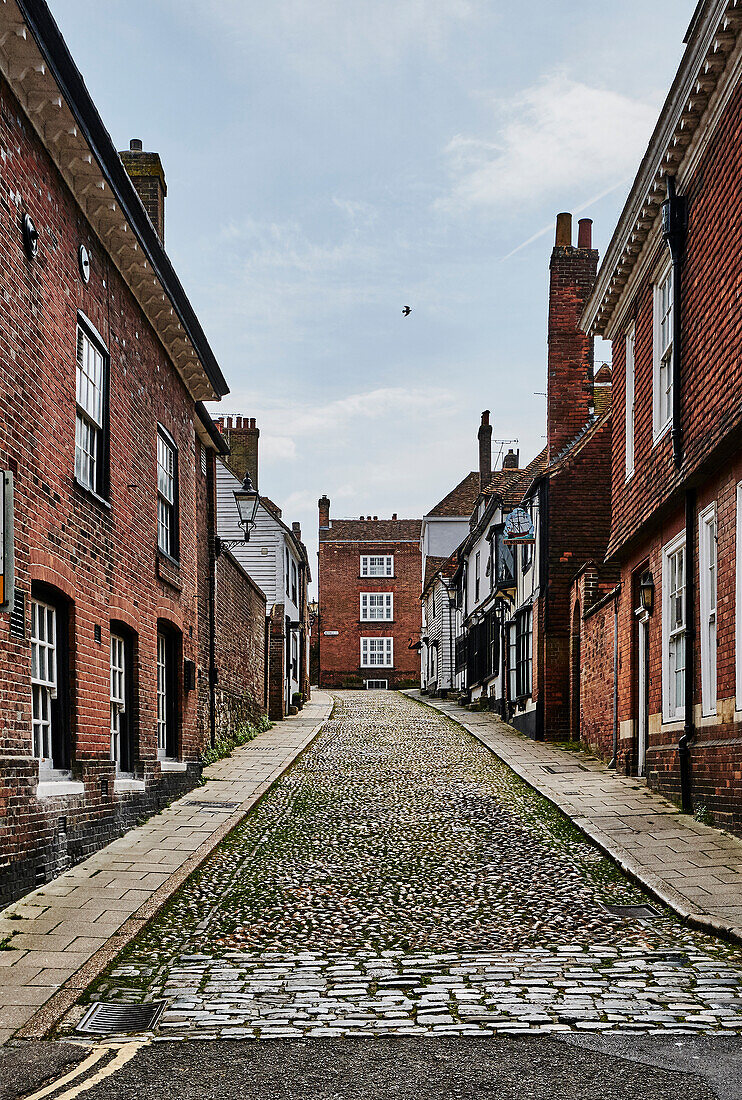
[3,1036,742,1100]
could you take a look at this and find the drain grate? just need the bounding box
[603,903,659,919]
[77,1000,167,1035]
[541,764,587,773]
[186,800,240,812]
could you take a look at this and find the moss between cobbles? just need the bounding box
[81,692,742,1013]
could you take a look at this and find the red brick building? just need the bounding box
[579,0,742,831]
[0,0,265,905]
[317,498,422,689]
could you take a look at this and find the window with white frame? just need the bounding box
[662,533,686,720]
[361,637,393,667]
[653,263,674,440]
[699,504,717,717]
[360,592,393,621]
[31,598,57,763]
[361,555,393,577]
[625,325,635,477]
[291,559,298,605]
[75,322,108,496]
[157,429,178,558]
[110,633,127,769]
[475,551,481,602]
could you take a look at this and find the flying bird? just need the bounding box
[402,305,412,316]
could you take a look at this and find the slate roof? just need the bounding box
[426,472,480,518]
[319,519,422,542]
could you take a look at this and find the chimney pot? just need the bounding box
[578,218,593,249]
[502,449,519,470]
[555,212,572,248]
[392,513,397,520]
[120,139,167,243]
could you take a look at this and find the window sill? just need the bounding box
[359,620,395,625]
[160,759,187,773]
[114,777,147,793]
[652,421,672,447]
[73,478,111,511]
[156,552,182,591]
[358,576,396,581]
[37,778,85,799]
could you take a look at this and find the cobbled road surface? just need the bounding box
[70,691,742,1039]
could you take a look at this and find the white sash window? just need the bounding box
[360,592,393,620]
[662,533,686,720]
[699,505,717,717]
[31,599,57,762]
[361,637,393,667]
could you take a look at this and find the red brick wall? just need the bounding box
[537,419,614,741]
[600,75,742,831]
[318,538,421,688]
[569,569,618,759]
[0,73,205,903]
[214,553,267,733]
[608,76,742,559]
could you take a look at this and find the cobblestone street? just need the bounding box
[71,692,742,1039]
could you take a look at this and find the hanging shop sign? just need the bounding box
[1,471,14,609]
[503,507,535,545]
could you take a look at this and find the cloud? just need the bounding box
[220,385,460,443]
[438,72,658,214]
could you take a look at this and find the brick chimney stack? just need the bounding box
[215,415,259,488]
[478,410,492,492]
[292,521,302,542]
[119,138,167,244]
[547,213,599,462]
[318,495,330,529]
[502,448,519,470]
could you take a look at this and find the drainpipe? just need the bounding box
[679,487,696,813]
[662,176,688,469]
[608,593,619,769]
[206,452,218,749]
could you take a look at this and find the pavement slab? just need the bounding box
[0,693,332,1042]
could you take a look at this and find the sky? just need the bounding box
[52,0,693,583]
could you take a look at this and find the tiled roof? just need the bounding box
[320,519,422,542]
[482,450,548,509]
[423,552,458,595]
[426,472,480,517]
[424,555,449,589]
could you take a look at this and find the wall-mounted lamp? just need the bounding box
[639,571,655,615]
[215,472,260,556]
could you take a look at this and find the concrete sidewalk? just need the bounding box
[0,692,332,1044]
[409,691,742,944]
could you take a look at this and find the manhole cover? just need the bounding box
[603,903,659,919]
[77,1001,166,1035]
[186,801,240,811]
[540,764,587,773]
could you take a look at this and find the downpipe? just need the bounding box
[608,593,619,769]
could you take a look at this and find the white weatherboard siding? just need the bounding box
[216,462,288,606]
[422,577,456,693]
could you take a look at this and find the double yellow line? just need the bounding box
[22,1041,147,1100]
